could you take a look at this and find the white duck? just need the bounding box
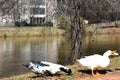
[77,50,119,76]
[23,61,72,76]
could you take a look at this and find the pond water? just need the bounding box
[0,34,120,78]
[82,34,120,56]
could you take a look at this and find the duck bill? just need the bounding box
[23,64,29,68]
[113,52,119,55]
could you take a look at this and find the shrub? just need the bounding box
[28,22,53,27]
[15,20,28,27]
[44,22,53,26]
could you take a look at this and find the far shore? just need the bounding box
[85,26,120,35]
[0,26,120,38]
[0,27,65,37]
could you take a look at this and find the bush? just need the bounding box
[15,20,28,26]
[15,21,53,27]
[44,22,53,26]
[57,15,71,31]
[28,22,53,27]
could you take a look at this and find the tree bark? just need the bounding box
[70,0,83,64]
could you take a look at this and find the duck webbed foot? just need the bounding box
[91,69,101,77]
[91,70,96,77]
[95,68,101,76]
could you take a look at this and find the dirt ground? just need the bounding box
[78,71,120,80]
[49,71,120,80]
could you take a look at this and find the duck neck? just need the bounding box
[103,53,110,58]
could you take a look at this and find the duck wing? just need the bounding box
[31,61,50,67]
[77,54,102,67]
[41,61,72,74]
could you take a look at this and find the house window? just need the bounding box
[30,8,45,15]
[30,17,45,24]
[30,0,45,5]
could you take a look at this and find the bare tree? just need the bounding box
[70,0,83,63]
[57,0,120,63]
[0,0,20,25]
[57,0,84,63]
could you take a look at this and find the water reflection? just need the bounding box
[82,34,120,56]
[0,37,64,78]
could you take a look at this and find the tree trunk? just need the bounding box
[70,0,83,64]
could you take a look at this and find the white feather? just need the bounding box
[24,61,71,75]
[77,50,119,70]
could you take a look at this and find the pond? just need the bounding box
[82,34,120,56]
[0,34,120,78]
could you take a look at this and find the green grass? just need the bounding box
[1,56,120,80]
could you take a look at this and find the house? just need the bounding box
[0,0,57,27]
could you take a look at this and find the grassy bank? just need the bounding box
[1,56,120,80]
[86,26,120,34]
[0,27,65,37]
[0,26,120,37]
